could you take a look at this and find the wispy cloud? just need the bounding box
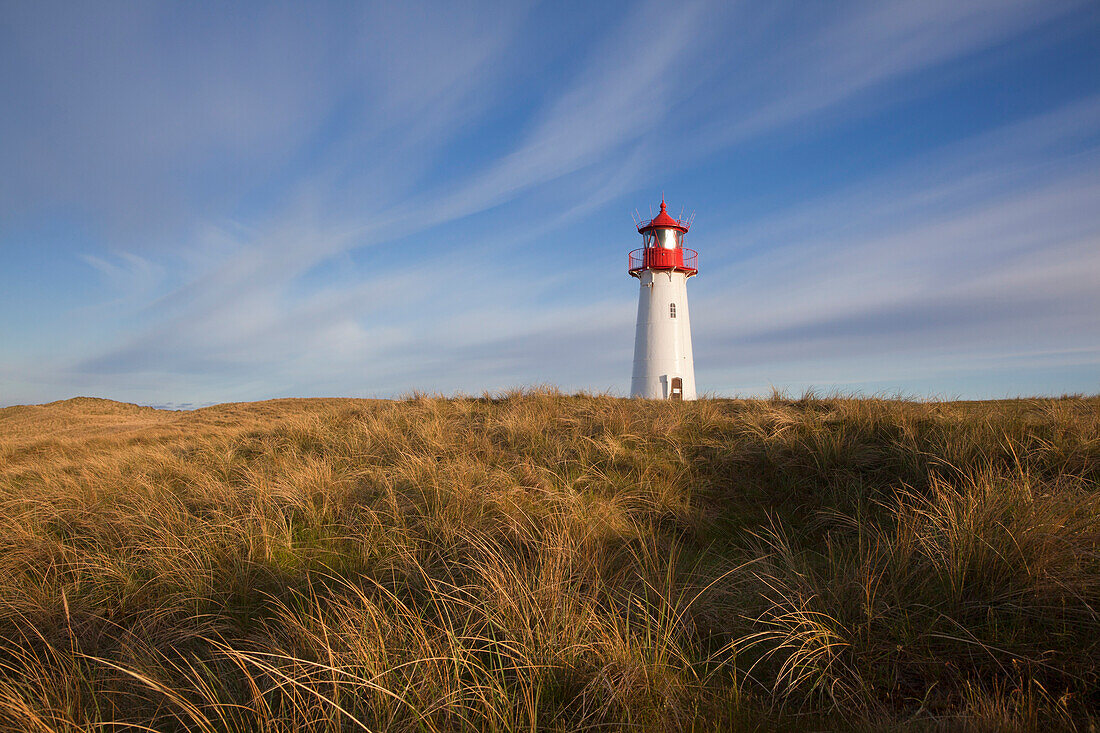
[2,0,1098,405]
[685,0,1088,149]
[691,98,1100,395]
[64,0,709,392]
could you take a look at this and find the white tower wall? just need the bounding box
[630,268,696,400]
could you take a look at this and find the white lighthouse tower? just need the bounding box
[629,200,698,400]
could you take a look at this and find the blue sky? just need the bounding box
[2,0,1099,407]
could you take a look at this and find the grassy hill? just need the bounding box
[0,392,1097,731]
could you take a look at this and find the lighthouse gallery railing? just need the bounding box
[628,247,698,274]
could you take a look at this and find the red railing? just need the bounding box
[628,247,698,275]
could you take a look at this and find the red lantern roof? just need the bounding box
[638,199,688,232]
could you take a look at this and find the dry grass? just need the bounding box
[0,391,1096,731]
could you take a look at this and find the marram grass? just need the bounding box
[0,391,1097,731]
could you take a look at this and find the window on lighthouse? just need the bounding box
[670,303,677,318]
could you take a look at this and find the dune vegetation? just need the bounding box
[0,391,1097,731]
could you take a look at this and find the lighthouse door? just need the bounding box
[670,377,683,401]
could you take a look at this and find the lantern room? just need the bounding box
[628,200,698,277]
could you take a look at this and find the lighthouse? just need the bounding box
[628,200,698,400]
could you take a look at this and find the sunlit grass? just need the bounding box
[0,391,1096,730]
